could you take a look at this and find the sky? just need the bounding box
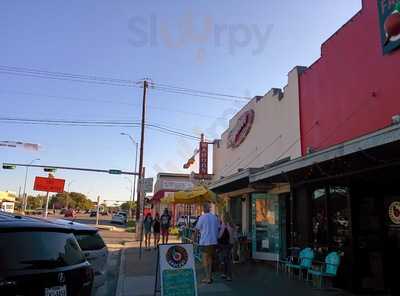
[0,0,362,203]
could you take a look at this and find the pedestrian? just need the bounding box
[153,212,161,248]
[143,213,153,250]
[218,212,236,281]
[194,202,219,284]
[160,208,171,244]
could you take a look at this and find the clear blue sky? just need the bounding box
[0,0,361,203]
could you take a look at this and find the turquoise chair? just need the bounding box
[308,251,340,288]
[286,248,314,279]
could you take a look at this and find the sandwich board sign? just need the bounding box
[155,244,198,296]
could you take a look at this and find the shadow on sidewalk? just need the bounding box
[119,245,353,296]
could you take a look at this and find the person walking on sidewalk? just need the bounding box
[153,212,161,248]
[194,202,219,284]
[143,213,153,250]
[218,212,237,281]
[160,208,171,244]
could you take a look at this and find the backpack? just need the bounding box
[219,227,230,245]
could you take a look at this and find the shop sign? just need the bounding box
[378,1,400,54]
[198,141,208,176]
[33,176,65,193]
[227,109,255,148]
[157,244,197,296]
[161,180,193,191]
[388,201,400,224]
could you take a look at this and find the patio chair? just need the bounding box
[286,247,314,279]
[307,251,340,288]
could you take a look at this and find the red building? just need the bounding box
[299,0,400,155]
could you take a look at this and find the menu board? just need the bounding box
[159,244,197,296]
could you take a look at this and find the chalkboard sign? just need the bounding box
[158,244,198,296]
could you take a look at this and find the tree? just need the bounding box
[120,201,136,212]
[50,192,93,210]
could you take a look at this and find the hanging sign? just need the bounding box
[199,141,208,176]
[158,244,197,296]
[378,1,400,54]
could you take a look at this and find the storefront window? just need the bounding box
[312,188,329,248]
[311,186,351,255]
[329,186,351,252]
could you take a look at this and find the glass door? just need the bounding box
[251,193,280,261]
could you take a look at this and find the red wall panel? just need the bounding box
[299,0,400,155]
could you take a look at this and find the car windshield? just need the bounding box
[0,231,85,272]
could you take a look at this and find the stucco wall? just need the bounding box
[299,0,400,154]
[213,67,304,179]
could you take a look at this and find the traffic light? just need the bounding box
[44,167,57,173]
[2,163,16,170]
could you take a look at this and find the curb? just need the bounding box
[115,243,127,296]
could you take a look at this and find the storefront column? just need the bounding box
[242,194,249,235]
[295,186,312,246]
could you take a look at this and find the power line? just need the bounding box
[0,117,202,141]
[0,89,226,120]
[0,65,250,103]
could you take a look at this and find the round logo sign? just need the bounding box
[227,109,255,149]
[165,245,188,269]
[388,201,400,224]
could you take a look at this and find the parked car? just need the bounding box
[64,209,76,218]
[89,210,97,217]
[111,211,127,224]
[49,219,108,292]
[0,212,94,295]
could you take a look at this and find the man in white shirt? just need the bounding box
[194,202,219,284]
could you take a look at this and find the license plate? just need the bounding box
[45,285,67,296]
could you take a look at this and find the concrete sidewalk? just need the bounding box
[117,241,352,296]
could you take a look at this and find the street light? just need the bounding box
[23,158,40,211]
[120,132,139,219]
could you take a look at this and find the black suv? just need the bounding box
[0,212,94,296]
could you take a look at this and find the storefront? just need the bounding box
[210,66,304,261]
[250,124,400,292]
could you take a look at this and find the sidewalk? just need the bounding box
[117,241,353,296]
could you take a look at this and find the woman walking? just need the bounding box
[143,213,153,250]
[218,212,237,281]
[153,212,161,248]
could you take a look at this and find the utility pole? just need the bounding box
[136,80,148,222]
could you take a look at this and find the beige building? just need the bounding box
[210,66,305,261]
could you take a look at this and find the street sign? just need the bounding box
[139,178,153,193]
[33,176,65,193]
[2,163,16,170]
[109,169,122,175]
[157,244,198,296]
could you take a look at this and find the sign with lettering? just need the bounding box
[378,0,400,54]
[162,180,194,191]
[227,109,255,148]
[33,176,65,193]
[159,244,197,296]
[199,142,208,176]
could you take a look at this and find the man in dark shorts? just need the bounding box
[194,203,219,284]
[160,208,171,244]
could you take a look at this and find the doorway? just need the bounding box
[251,193,280,260]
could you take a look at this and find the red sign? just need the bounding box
[34,176,65,193]
[227,109,255,148]
[199,141,208,176]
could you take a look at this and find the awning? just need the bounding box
[151,189,177,203]
[209,168,263,194]
[163,186,217,204]
[250,124,400,184]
